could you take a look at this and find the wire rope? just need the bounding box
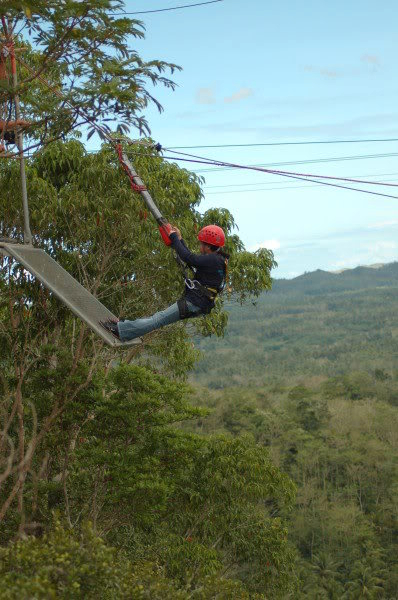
[203,172,398,190]
[167,137,398,149]
[191,153,398,174]
[159,153,398,200]
[191,152,398,173]
[113,1,224,16]
[3,40,398,202]
[205,177,398,196]
[163,148,398,187]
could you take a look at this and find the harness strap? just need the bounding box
[177,297,189,319]
[177,296,207,319]
[185,279,218,301]
[173,247,228,302]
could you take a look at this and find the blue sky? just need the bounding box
[111,0,398,277]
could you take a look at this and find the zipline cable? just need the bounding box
[203,172,398,189]
[167,137,398,149]
[203,174,398,194]
[191,152,398,174]
[5,48,173,238]
[163,148,398,188]
[205,177,398,195]
[113,1,224,16]
[4,43,398,202]
[5,52,398,193]
[2,53,117,158]
[159,153,398,200]
[174,151,398,173]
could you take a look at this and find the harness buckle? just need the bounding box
[184,278,196,290]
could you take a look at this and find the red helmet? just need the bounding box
[197,225,225,247]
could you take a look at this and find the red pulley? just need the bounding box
[159,222,173,246]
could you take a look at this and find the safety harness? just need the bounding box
[174,250,228,319]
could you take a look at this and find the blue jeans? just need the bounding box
[117,301,202,342]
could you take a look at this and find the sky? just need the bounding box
[103,0,398,277]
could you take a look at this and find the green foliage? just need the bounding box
[194,263,398,387]
[62,364,295,595]
[0,519,185,599]
[0,132,284,596]
[1,1,181,142]
[0,515,264,599]
[2,4,369,598]
[2,362,295,595]
[188,378,398,598]
[0,139,274,366]
[0,23,279,589]
[0,351,296,596]
[287,387,329,432]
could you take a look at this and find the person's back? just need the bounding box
[170,233,228,313]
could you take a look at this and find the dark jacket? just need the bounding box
[170,232,227,311]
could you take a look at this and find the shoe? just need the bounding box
[99,319,120,340]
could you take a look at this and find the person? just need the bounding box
[100,224,229,342]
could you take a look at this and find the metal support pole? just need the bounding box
[119,149,166,224]
[7,19,32,244]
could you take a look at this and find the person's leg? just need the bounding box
[117,301,201,342]
[118,303,180,342]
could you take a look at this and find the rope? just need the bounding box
[115,143,147,193]
[167,137,398,150]
[113,1,224,16]
[164,148,398,188]
[160,151,398,201]
[2,29,397,204]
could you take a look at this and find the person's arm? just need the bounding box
[169,233,213,268]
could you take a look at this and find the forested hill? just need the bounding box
[193,262,398,387]
[191,262,398,597]
[272,262,398,296]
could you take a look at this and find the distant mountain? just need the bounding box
[192,261,398,388]
[271,261,398,296]
[329,263,385,274]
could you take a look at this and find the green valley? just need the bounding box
[189,263,398,598]
[194,262,398,387]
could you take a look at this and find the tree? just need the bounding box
[344,561,385,599]
[67,369,296,595]
[0,138,276,532]
[0,3,286,595]
[1,0,180,149]
[0,518,186,599]
[310,552,343,599]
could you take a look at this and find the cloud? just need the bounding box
[250,239,281,252]
[224,87,253,104]
[367,220,398,230]
[270,224,398,277]
[369,240,397,252]
[257,92,372,111]
[196,87,216,105]
[361,54,381,70]
[197,111,398,138]
[329,241,397,271]
[304,65,339,78]
[176,108,218,119]
[278,222,398,252]
[304,55,381,79]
